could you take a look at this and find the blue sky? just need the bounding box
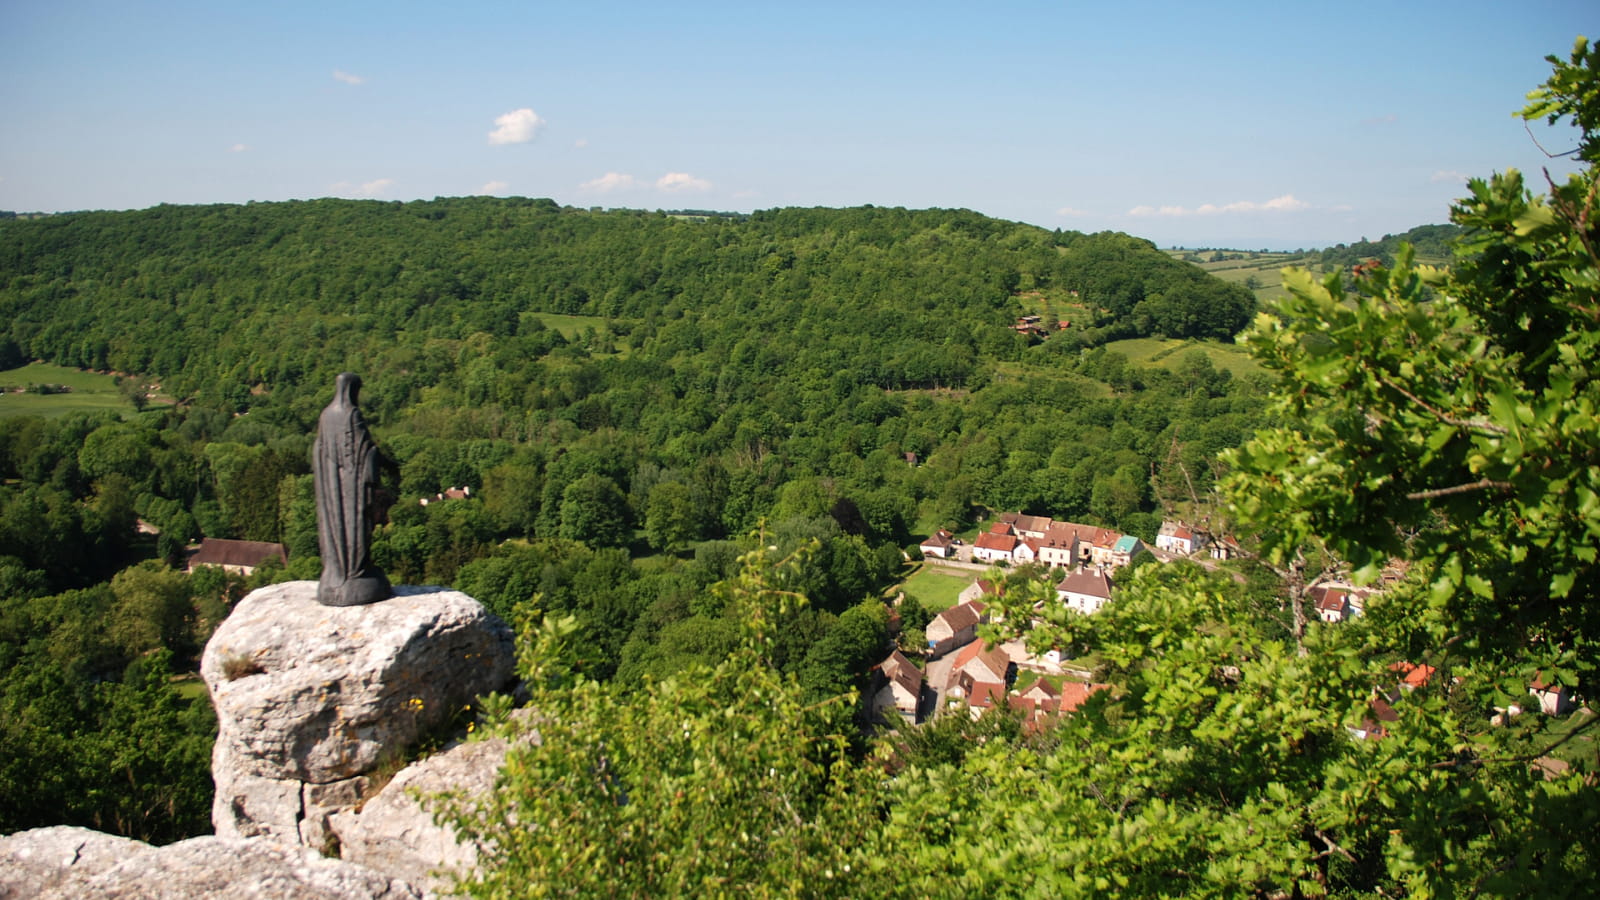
[1,1,1594,248]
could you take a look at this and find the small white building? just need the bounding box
[972,529,1019,563]
[1530,672,1576,716]
[919,530,955,559]
[1056,568,1113,614]
[1155,521,1206,556]
[1313,586,1352,623]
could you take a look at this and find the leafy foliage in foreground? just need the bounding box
[448,40,1600,898]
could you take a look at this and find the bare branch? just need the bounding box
[1376,376,1509,436]
[1525,121,1581,159]
[1313,828,1359,865]
[1406,479,1514,501]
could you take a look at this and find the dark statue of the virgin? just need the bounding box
[314,373,394,606]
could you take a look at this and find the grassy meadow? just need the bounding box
[900,563,975,612]
[1169,242,1456,306]
[0,363,139,419]
[1101,337,1264,378]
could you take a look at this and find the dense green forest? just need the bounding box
[4,37,1596,898]
[448,43,1600,897]
[0,195,1263,840]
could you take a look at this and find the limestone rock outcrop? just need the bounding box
[0,827,424,900]
[201,581,515,848]
[330,734,511,894]
[0,826,154,900]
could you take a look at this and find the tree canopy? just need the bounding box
[444,38,1600,898]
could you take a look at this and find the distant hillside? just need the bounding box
[0,198,1253,418]
[1312,223,1462,268]
[1169,222,1463,304]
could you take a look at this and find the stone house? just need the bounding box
[871,650,924,725]
[946,640,1012,719]
[927,600,987,658]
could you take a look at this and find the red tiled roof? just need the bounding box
[1314,588,1349,612]
[950,641,1010,682]
[1389,661,1437,688]
[1058,681,1109,713]
[974,532,1018,553]
[1530,671,1563,692]
[968,680,1007,709]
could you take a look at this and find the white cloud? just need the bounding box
[488,108,544,145]
[580,172,637,192]
[1129,194,1308,217]
[1431,170,1469,184]
[657,172,711,192]
[333,178,394,197]
[1056,206,1090,217]
[333,69,365,86]
[480,180,510,194]
[574,138,589,149]
[1362,113,1398,125]
[229,143,249,153]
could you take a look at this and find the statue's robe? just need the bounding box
[314,373,392,607]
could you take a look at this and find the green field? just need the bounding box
[900,563,975,612]
[1101,337,1264,378]
[527,312,611,339]
[0,363,140,419]
[1171,243,1456,306]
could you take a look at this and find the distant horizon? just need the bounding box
[0,193,1454,255]
[5,2,1591,250]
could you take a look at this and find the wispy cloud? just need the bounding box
[332,178,394,197]
[580,172,637,192]
[1431,170,1468,184]
[488,108,544,145]
[228,143,249,153]
[1128,194,1309,217]
[333,69,365,86]
[657,172,711,192]
[574,138,589,149]
[1362,113,1397,126]
[480,180,509,194]
[1056,206,1090,217]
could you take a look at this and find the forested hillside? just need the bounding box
[0,201,1252,418]
[0,202,1264,841]
[9,35,1595,893]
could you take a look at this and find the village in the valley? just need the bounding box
[161,495,1581,753]
[870,513,1581,746]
